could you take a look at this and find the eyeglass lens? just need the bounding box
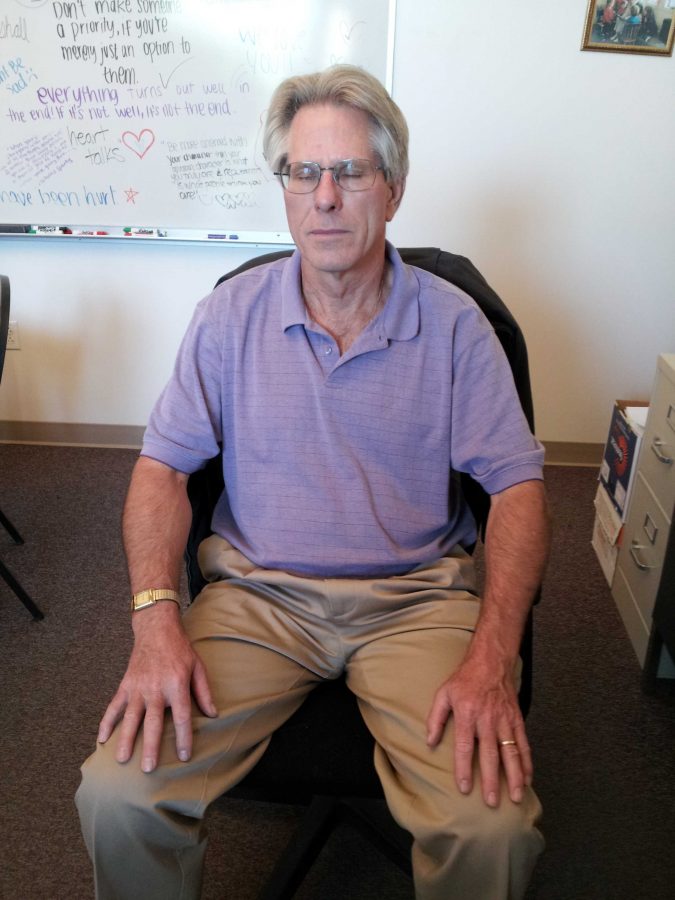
[279,159,379,193]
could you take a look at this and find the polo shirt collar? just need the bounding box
[280,241,420,343]
[281,250,309,331]
[381,242,420,342]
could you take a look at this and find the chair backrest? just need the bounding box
[186,248,537,714]
[186,245,537,604]
[196,247,535,557]
[214,247,535,428]
[0,274,10,385]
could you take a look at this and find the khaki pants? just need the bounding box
[76,537,543,899]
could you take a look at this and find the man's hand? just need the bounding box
[426,652,532,808]
[97,602,217,773]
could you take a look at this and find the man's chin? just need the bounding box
[298,241,356,275]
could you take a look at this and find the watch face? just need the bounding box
[132,590,179,611]
[132,590,155,611]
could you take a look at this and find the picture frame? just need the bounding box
[582,0,675,55]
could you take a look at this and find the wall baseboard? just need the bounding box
[543,441,603,468]
[0,421,144,449]
[0,421,604,468]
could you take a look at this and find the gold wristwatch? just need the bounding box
[131,588,181,612]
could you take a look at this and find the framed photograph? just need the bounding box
[582,0,675,55]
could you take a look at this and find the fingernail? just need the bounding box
[178,750,190,762]
[142,757,155,773]
[513,787,523,803]
[460,779,471,794]
[488,792,498,807]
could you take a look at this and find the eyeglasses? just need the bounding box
[274,158,386,194]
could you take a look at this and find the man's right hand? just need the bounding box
[97,601,217,773]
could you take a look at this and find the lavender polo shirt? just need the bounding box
[142,243,544,577]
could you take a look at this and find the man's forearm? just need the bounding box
[468,480,551,665]
[426,479,550,804]
[122,456,192,596]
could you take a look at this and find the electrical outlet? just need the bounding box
[7,320,21,350]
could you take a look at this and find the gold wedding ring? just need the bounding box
[499,739,517,747]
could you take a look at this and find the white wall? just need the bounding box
[1,1,674,443]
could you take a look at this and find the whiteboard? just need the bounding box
[0,0,395,242]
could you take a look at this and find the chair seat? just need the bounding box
[229,676,383,803]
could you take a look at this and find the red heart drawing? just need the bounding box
[122,129,155,159]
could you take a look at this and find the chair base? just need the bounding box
[258,795,412,900]
[0,506,24,544]
[0,507,44,620]
[0,557,44,620]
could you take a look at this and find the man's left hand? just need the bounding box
[426,653,532,808]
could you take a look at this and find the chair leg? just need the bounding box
[0,557,44,620]
[0,507,24,544]
[258,796,340,900]
[256,795,412,900]
[340,797,413,879]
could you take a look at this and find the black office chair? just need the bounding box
[184,247,538,899]
[0,274,44,621]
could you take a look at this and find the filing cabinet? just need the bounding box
[612,354,675,680]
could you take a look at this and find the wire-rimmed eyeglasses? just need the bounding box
[274,158,386,194]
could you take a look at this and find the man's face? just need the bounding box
[281,103,404,279]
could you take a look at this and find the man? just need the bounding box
[76,65,550,899]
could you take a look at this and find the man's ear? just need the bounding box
[386,178,406,221]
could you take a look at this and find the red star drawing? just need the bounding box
[124,188,139,204]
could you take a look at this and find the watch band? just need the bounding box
[131,588,181,612]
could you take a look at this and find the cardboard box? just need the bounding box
[592,400,648,585]
[598,400,648,520]
[591,512,618,587]
[593,482,623,545]
[592,484,623,585]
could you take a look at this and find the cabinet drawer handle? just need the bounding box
[650,438,673,465]
[629,542,654,571]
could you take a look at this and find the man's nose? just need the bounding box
[313,169,342,210]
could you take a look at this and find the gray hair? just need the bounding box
[262,65,409,184]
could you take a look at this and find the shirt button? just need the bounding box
[325,345,333,355]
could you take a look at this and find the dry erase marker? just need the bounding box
[123,226,155,235]
[123,227,156,236]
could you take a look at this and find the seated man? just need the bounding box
[76,64,550,900]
